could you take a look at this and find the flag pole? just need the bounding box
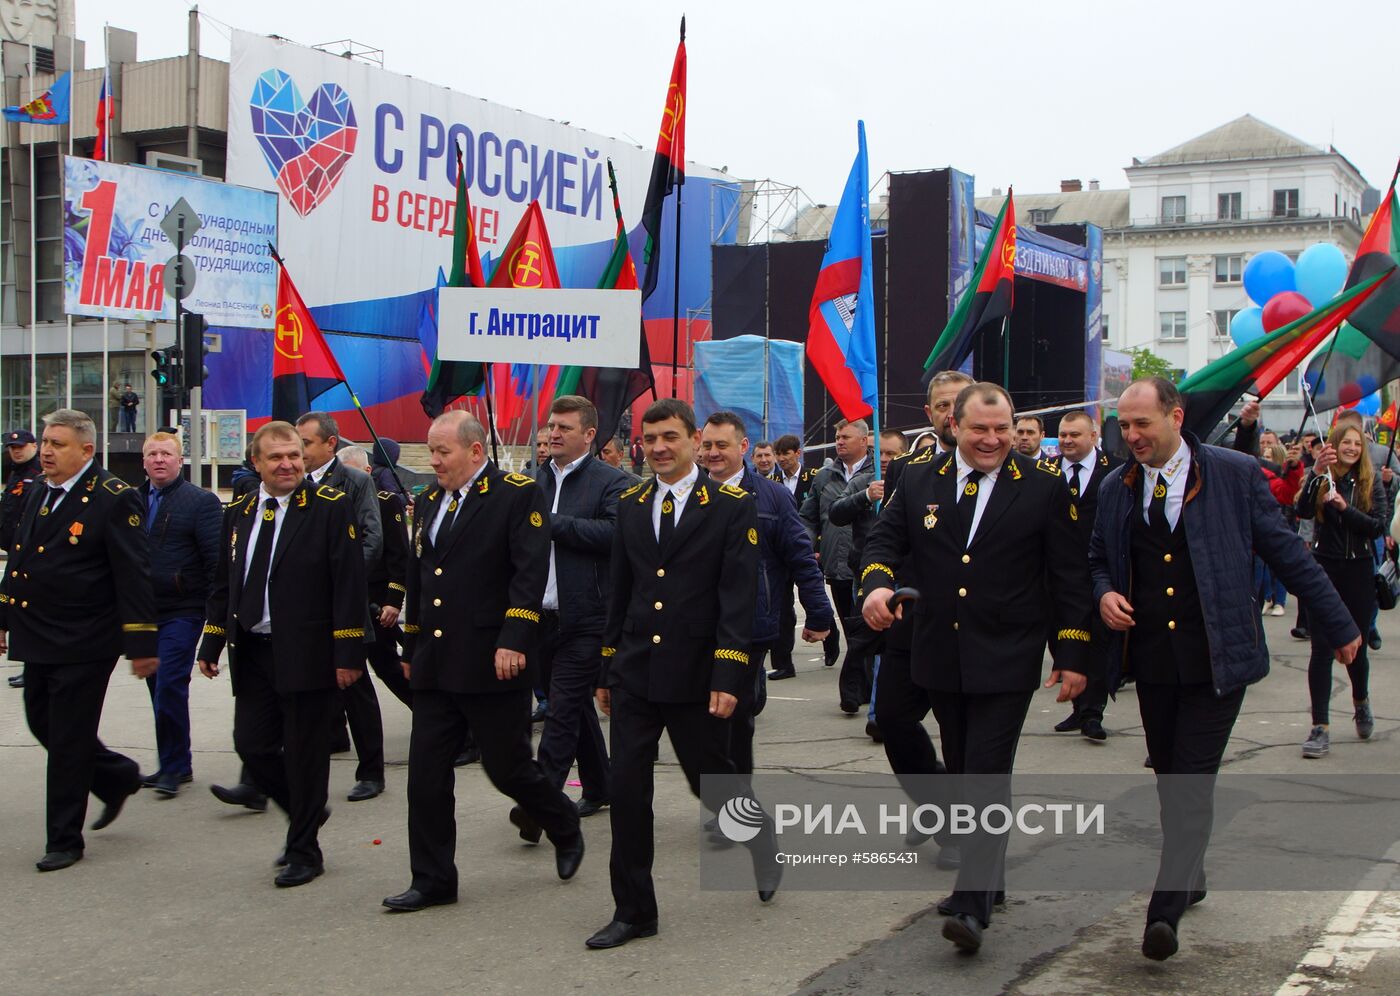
[670,184,681,397]
[483,363,500,465]
[101,25,110,462]
[266,242,409,496]
[64,32,74,409]
[27,40,36,435]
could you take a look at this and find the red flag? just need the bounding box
[1380,401,1398,430]
[271,263,347,423]
[639,17,686,300]
[488,202,561,289]
[93,71,111,161]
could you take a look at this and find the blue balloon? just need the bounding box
[1243,251,1296,305]
[1355,392,1381,417]
[1295,243,1349,307]
[1230,306,1265,346]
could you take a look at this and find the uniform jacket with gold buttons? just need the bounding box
[0,464,157,662]
[860,448,1093,693]
[400,462,550,694]
[196,480,367,692]
[600,467,758,702]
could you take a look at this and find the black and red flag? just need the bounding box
[271,260,349,423]
[639,17,686,301]
[921,190,1015,385]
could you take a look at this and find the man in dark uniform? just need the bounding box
[197,420,368,888]
[2,427,42,689]
[1090,378,1359,961]
[862,382,1093,954]
[0,408,159,872]
[585,398,778,951]
[1047,410,1123,741]
[383,410,582,913]
[766,434,817,679]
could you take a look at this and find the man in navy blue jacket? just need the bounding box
[1090,378,1360,962]
[700,412,832,775]
[138,432,222,798]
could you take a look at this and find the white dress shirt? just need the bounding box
[44,458,95,513]
[652,463,700,540]
[780,468,800,495]
[1141,438,1192,531]
[307,459,331,485]
[243,486,292,633]
[954,449,1000,546]
[430,465,487,546]
[542,453,589,611]
[1062,453,1096,495]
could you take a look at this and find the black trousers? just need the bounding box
[727,648,770,776]
[367,614,413,708]
[535,614,610,803]
[1307,556,1374,725]
[1137,681,1245,928]
[23,658,140,854]
[873,646,943,788]
[929,689,1034,926]
[768,581,797,673]
[340,660,385,784]
[608,685,778,923]
[231,635,337,868]
[407,687,579,897]
[824,578,852,663]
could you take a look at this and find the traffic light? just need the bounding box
[151,349,171,386]
[182,312,211,389]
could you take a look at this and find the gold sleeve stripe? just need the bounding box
[715,648,750,665]
[601,646,616,657]
[402,624,421,634]
[1057,628,1091,643]
[387,582,407,593]
[505,607,541,624]
[122,623,157,633]
[333,627,366,640]
[860,563,894,584]
[203,624,226,637]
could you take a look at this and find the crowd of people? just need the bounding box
[0,374,1383,963]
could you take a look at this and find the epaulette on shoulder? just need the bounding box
[719,482,748,499]
[892,451,913,463]
[228,492,255,510]
[910,448,935,465]
[316,484,346,500]
[503,472,534,487]
[801,468,816,481]
[377,490,394,500]
[102,477,129,494]
[620,481,645,501]
[1035,459,1062,477]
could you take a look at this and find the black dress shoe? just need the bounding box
[839,700,859,715]
[347,780,384,802]
[757,862,782,902]
[936,892,1005,915]
[768,669,796,681]
[576,797,609,818]
[1141,919,1178,961]
[275,863,324,888]
[210,782,268,812]
[91,785,139,830]
[941,913,983,952]
[142,771,192,789]
[554,832,585,880]
[865,720,883,743]
[824,650,838,668]
[585,919,658,949]
[1143,755,1154,769]
[35,850,82,872]
[151,772,181,798]
[1369,629,1383,651]
[7,673,23,688]
[531,702,548,723]
[1188,888,1207,907]
[453,746,481,767]
[1053,713,1083,733]
[510,805,543,844]
[1081,719,1108,742]
[935,844,961,870]
[383,888,457,912]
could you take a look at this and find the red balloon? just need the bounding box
[1261,291,1313,332]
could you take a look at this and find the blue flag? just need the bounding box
[3,72,71,125]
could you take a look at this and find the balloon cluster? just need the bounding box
[1229,244,1349,347]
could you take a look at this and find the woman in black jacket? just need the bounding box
[1295,424,1387,758]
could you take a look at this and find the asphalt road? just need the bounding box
[2,606,1398,995]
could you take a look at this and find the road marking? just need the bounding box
[767,696,812,702]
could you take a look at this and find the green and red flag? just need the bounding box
[921,190,1015,385]
[555,160,656,449]
[271,260,348,423]
[421,142,489,417]
[1180,270,1391,438]
[639,17,686,302]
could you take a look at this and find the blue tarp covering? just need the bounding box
[693,335,804,443]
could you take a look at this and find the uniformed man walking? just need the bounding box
[2,427,43,689]
[0,408,159,872]
[383,411,581,913]
[586,398,778,951]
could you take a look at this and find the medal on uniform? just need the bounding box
[38,505,48,516]
[1153,482,1167,499]
[68,521,83,545]
[963,480,978,498]
[263,508,276,521]
[447,497,459,513]
[661,500,674,514]
[924,504,939,530]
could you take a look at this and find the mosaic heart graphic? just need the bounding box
[250,69,357,218]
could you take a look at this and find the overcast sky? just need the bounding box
[76,0,1400,203]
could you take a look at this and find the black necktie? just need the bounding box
[238,498,279,629]
[1068,463,1082,498]
[40,486,63,516]
[439,489,462,541]
[658,488,675,550]
[1148,473,1170,533]
[957,470,984,547]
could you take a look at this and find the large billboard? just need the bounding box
[63,158,278,326]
